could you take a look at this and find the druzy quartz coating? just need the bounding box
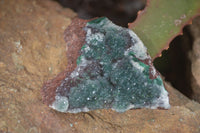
[44,17,170,113]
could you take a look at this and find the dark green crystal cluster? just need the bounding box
[50,17,170,113]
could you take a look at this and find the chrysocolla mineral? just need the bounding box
[50,17,170,113]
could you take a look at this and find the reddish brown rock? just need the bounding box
[42,18,88,106]
[0,0,200,133]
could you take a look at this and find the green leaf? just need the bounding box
[129,0,200,58]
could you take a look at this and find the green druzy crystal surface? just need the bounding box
[50,17,170,113]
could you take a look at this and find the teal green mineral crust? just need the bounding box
[50,17,170,113]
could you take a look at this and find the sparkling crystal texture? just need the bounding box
[51,17,170,113]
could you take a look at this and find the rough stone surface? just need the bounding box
[43,17,170,113]
[0,0,200,133]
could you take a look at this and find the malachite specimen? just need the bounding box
[46,17,170,113]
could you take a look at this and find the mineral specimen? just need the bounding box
[42,17,170,113]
